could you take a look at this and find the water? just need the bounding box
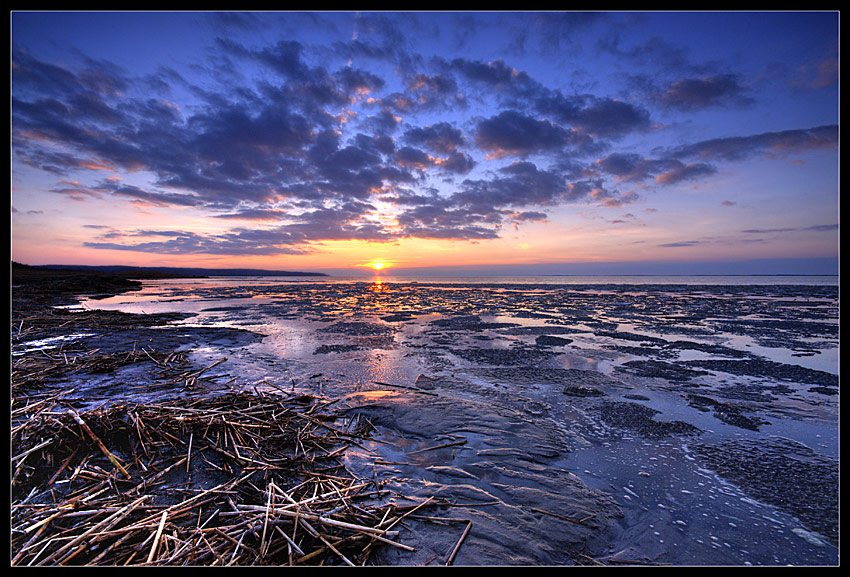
[74,274,839,565]
[124,273,837,286]
[357,274,839,286]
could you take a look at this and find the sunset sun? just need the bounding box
[369,260,387,271]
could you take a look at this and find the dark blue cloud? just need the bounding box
[670,125,838,162]
[474,110,575,157]
[404,122,466,153]
[658,74,754,110]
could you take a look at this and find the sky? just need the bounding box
[11,11,839,276]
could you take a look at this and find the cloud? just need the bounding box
[404,122,466,154]
[654,162,717,185]
[84,201,400,255]
[791,53,839,89]
[213,209,290,221]
[444,55,651,141]
[84,230,312,256]
[459,161,578,208]
[49,181,104,201]
[595,152,715,186]
[507,210,548,222]
[742,223,837,234]
[670,125,838,162]
[110,183,203,207]
[437,151,476,174]
[394,146,437,170]
[394,204,502,240]
[445,57,532,89]
[568,97,652,138]
[658,74,754,110]
[596,124,837,189]
[534,92,651,140]
[474,110,574,158]
[658,240,702,248]
[595,152,666,182]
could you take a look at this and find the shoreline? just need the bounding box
[10,270,839,565]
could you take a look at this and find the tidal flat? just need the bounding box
[11,274,839,565]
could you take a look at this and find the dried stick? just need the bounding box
[408,439,467,455]
[529,506,594,525]
[68,408,130,478]
[445,521,472,566]
[147,510,168,564]
[236,505,400,538]
[35,495,148,566]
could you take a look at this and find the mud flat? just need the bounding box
[11,274,839,565]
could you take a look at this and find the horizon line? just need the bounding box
[13,256,839,278]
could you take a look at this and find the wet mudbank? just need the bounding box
[338,387,624,565]
[12,262,145,314]
[681,358,839,388]
[13,277,840,565]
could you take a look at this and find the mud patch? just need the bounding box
[20,276,837,565]
[314,344,363,354]
[429,315,519,332]
[681,358,839,387]
[615,360,712,382]
[474,367,624,389]
[690,437,838,546]
[452,346,556,366]
[535,335,573,347]
[596,401,701,439]
[685,394,769,431]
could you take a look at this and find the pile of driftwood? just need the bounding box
[11,390,441,566]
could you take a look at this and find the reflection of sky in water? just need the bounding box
[78,278,840,399]
[12,332,96,356]
[721,333,838,375]
[81,278,840,377]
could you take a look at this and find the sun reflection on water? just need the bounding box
[369,278,390,292]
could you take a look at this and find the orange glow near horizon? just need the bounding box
[11,208,838,276]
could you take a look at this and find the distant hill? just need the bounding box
[12,262,328,279]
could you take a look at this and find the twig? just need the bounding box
[11,438,53,464]
[68,407,130,478]
[36,495,148,565]
[445,521,472,566]
[147,510,168,564]
[186,432,193,473]
[408,439,467,455]
[529,506,594,525]
[235,505,400,537]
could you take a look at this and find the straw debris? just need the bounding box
[11,390,438,566]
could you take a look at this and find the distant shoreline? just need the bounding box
[12,262,328,279]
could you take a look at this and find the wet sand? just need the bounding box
[11,272,839,565]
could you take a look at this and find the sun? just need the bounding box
[369,260,387,271]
